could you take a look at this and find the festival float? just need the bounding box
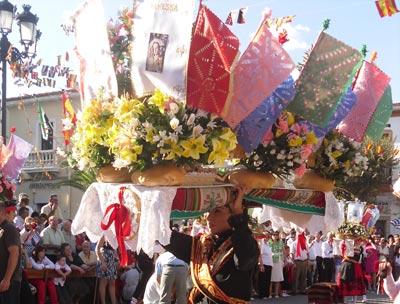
[64,0,398,263]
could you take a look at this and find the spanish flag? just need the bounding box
[376,0,399,17]
[61,92,76,145]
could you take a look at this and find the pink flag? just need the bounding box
[338,61,390,142]
[72,0,118,107]
[221,15,295,127]
[2,134,33,179]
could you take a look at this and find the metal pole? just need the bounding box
[1,34,8,141]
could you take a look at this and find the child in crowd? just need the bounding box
[282,245,294,296]
[29,245,59,304]
[54,255,72,304]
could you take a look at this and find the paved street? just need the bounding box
[250,291,393,303]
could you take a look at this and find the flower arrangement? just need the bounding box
[0,171,16,202]
[337,222,369,240]
[239,111,319,178]
[310,131,369,186]
[70,91,237,172]
[69,97,115,171]
[340,136,399,201]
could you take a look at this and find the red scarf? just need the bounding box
[296,232,307,257]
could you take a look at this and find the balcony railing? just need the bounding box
[23,150,59,172]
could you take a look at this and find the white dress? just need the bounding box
[270,241,284,282]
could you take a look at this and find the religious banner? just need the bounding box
[287,31,362,127]
[339,61,391,142]
[365,86,393,140]
[2,134,33,179]
[236,76,295,153]
[131,0,195,99]
[186,4,240,116]
[72,0,118,106]
[222,12,295,128]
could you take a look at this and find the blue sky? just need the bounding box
[7,0,400,102]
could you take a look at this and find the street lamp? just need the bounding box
[0,1,39,140]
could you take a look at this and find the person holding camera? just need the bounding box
[20,217,41,257]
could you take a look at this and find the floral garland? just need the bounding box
[240,111,319,178]
[310,131,369,186]
[70,91,237,172]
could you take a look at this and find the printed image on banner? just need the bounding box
[131,0,194,99]
[287,32,362,127]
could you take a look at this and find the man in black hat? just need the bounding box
[0,200,21,304]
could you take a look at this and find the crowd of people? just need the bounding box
[1,189,399,304]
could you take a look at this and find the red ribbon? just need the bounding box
[341,241,347,257]
[101,187,132,267]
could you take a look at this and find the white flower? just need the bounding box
[56,147,67,158]
[287,161,294,167]
[77,159,87,171]
[207,121,217,129]
[270,149,276,155]
[287,154,293,160]
[187,113,196,126]
[170,118,180,130]
[153,135,161,142]
[169,102,179,115]
[192,125,204,137]
[277,153,286,160]
[254,154,260,161]
[143,121,153,130]
[196,109,208,118]
[113,158,130,169]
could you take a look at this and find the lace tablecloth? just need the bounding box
[72,183,233,257]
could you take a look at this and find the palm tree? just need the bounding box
[56,167,96,192]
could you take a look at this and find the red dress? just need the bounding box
[337,252,366,296]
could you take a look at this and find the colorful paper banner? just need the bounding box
[287,31,362,127]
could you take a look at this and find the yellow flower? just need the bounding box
[306,132,318,145]
[161,139,183,160]
[208,139,229,165]
[219,128,237,151]
[288,136,303,147]
[149,90,167,113]
[331,150,342,159]
[275,129,284,138]
[286,112,295,126]
[180,135,208,159]
[344,160,351,170]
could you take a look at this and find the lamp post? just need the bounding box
[0,0,39,140]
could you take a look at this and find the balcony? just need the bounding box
[22,150,60,172]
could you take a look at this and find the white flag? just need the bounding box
[131,0,194,99]
[72,0,118,107]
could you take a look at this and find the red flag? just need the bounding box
[376,0,399,17]
[186,4,239,116]
[61,91,77,145]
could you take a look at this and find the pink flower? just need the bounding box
[300,144,314,160]
[291,123,302,134]
[277,118,289,133]
[262,128,274,144]
[294,163,307,177]
[0,185,3,193]
[11,184,16,192]
[3,179,10,189]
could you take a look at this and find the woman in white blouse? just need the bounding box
[28,245,59,304]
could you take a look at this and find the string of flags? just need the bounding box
[375,0,399,17]
[10,51,78,89]
[225,7,248,25]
